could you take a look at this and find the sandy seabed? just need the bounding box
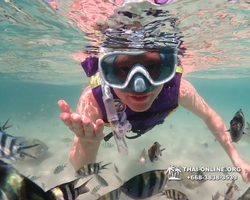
[2,106,250,200]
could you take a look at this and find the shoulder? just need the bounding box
[179,78,197,101]
[77,86,103,121]
[178,78,212,121]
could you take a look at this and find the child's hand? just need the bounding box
[58,100,104,144]
[232,156,250,184]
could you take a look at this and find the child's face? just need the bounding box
[111,51,163,112]
[113,85,163,112]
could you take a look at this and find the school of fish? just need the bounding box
[1,108,250,200]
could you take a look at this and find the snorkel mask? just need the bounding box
[99,48,178,93]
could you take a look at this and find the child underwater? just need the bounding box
[57,2,250,184]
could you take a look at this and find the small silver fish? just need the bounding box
[16,125,20,130]
[41,182,45,190]
[53,163,67,174]
[114,163,119,173]
[138,148,147,166]
[148,142,166,162]
[161,189,189,200]
[212,191,220,200]
[97,187,121,200]
[95,174,108,187]
[27,175,40,181]
[76,162,111,178]
[203,143,208,148]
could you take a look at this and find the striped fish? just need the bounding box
[0,118,12,131]
[27,175,41,181]
[224,180,235,200]
[212,191,220,200]
[0,159,51,200]
[238,186,250,200]
[114,163,119,173]
[0,130,39,160]
[226,182,240,193]
[148,142,166,162]
[0,159,91,200]
[90,185,102,198]
[120,169,169,199]
[161,189,189,200]
[46,178,92,200]
[54,163,67,174]
[95,174,109,187]
[75,162,111,178]
[97,187,121,200]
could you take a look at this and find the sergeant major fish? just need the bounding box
[90,185,102,198]
[97,187,121,200]
[54,163,67,174]
[226,182,240,193]
[0,130,39,160]
[223,180,235,200]
[95,174,109,187]
[0,118,12,131]
[148,142,166,162]
[226,109,248,143]
[238,186,250,200]
[160,189,189,200]
[120,169,169,199]
[0,159,51,200]
[76,162,111,178]
[46,177,92,200]
[0,159,92,200]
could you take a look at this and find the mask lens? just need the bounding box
[113,53,162,83]
[114,63,132,83]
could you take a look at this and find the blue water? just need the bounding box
[1,0,250,199]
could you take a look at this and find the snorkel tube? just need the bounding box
[101,78,131,155]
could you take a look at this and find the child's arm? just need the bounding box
[58,86,104,170]
[178,78,250,183]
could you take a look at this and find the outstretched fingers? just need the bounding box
[95,119,105,139]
